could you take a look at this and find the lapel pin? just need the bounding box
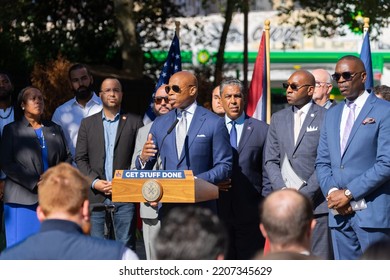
[122,116,127,120]
[310,113,315,117]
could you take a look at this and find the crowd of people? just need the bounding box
[1,54,390,260]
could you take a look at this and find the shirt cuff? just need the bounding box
[91,179,99,189]
[328,187,339,196]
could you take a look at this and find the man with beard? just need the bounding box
[52,64,102,161]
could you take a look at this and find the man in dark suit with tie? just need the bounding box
[264,70,332,259]
[216,78,269,260]
[75,78,143,250]
[136,71,232,217]
[316,56,390,259]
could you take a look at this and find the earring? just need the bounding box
[22,107,25,110]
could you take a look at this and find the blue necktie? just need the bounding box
[230,121,237,149]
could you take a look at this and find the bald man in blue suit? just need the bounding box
[316,56,390,260]
[136,71,232,217]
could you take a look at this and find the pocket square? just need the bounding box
[197,134,206,137]
[306,126,318,132]
[362,117,375,125]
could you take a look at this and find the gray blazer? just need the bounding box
[0,117,72,205]
[263,103,327,214]
[130,122,159,219]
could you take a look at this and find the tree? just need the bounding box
[0,0,181,78]
[277,0,390,39]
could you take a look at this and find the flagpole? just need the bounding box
[363,17,369,35]
[264,19,271,124]
[175,21,180,39]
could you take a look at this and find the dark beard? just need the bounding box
[0,90,12,102]
[74,85,93,101]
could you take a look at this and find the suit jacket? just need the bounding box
[264,103,327,214]
[0,219,129,260]
[136,105,233,212]
[218,116,269,224]
[316,92,390,228]
[0,117,72,205]
[75,110,143,204]
[130,122,158,219]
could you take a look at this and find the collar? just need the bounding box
[72,92,101,106]
[345,90,369,109]
[102,110,120,122]
[225,112,245,126]
[178,101,197,115]
[40,219,83,234]
[293,101,312,115]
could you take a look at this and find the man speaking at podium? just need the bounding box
[136,71,232,217]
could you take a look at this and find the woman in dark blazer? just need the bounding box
[0,86,72,247]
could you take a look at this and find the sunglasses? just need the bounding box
[331,72,362,82]
[165,84,195,94]
[282,83,311,91]
[154,96,169,104]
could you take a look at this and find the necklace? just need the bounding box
[0,107,13,120]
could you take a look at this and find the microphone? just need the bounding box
[155,119,179,170]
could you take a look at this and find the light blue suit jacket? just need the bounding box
[316,92,390,228]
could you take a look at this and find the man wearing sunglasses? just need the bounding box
[311,69,336,109]
[316,55,390,260]
[136,71,232,218]
[130,84,172,260]
[264,70,331,259]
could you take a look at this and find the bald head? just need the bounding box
[285,70,315,108]
[260,189,313,247]
[167,71,198,109]
[312,69,333,106]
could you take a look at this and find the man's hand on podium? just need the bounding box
[216,179,231,192]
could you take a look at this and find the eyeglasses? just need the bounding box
[154,96,169,104]
[282,83,311,91]
[315,81,331,87]
[165,85,195,94]
[331,72,362,82]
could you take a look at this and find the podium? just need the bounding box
[112,170,219,203]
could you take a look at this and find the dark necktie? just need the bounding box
[230,121,237,149]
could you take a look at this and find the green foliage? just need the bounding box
[0,0,181,78]
[277,0,390,39]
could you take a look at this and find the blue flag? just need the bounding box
[360,32,374,90]
[143,33,182,124]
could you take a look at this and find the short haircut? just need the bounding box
[374,85,390,101]
[219,78,244,96]
[260,189,313,246]
[155,206,228,260]
[68,63,91,79]
[338,55,366,72]
[38,163,89,216]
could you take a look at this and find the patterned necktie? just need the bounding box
[230,121,237,149]
[176,110,187,159]
[294,110,303,144]
[341,102,356,154]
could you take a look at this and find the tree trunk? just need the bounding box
[114,0,143,78]
[213,0,235,86]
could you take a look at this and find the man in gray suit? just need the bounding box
[130,84,172,259]
[263,69,332,259]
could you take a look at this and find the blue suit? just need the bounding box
[316,92,390,259]
[136,105,232,215]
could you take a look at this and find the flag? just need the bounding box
[246,30,268,122]
[143,33,182,124]
[360,32,374,90]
